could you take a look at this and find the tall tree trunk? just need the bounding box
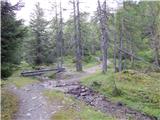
[97,0,109,73]
[36,34,42,65]
[76,0,82,71]
[154,39,160,66]
[113,13,117,73]
[118,19,123,72]
[73,0,82,71]
[59,1,63,68]
[55,1,60,68]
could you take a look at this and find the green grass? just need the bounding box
[63,55,100,70]
[83,61,100,69]
[1,89,19,120]
[8,77,39,88]
[81,69,160,118]
[5,69,39,88]
[43,90,115,120]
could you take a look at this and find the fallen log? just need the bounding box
[21,68,65,76]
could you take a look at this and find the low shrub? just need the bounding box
[1,63,15,79]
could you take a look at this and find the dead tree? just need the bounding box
[55,1,64,68]
[55,1,59,68]
[113,13,117,72]
[118,18,123,72]
[59,1,64,68]
[97,0,109,73]
[73,0,83,71]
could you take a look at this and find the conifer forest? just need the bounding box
[1,0,160,120]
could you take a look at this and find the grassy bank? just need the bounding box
[7,76,39,88]
[4,68,39,88]
[43,90,115,120]
[1,89,19,120]
[81,70,160,118]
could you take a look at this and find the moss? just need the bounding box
[1,89,19,120]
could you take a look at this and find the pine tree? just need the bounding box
[1,1,26,78]
[29,2,49,65]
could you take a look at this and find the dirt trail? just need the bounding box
[7,83,63,120]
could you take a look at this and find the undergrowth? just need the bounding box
[81,69,160,118]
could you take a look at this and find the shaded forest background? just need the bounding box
[1,0,160,78]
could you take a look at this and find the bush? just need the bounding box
[138,50,153,62]
[112,86,122,97]
[91,81,101,89]
[83,55,95,63]
[18,61,30,69]
[1,63,15,79]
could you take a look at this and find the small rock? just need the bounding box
[38,104,42,108]
[116,102,123,106]
[90,102,95,105]
[81,86,85,89]
[80,92,87,96]
[28,108,33,112]
[51,111,57,114]
[32,96,37,100]
[26,113,31,117]
[24,88,30,91]
[81,89,86,92]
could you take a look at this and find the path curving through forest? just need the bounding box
[39,64,156,120]
[7,63,156,120]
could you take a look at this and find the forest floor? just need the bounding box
[3,62,158,120]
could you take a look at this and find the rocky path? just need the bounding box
[7,83,63,120]
[68,85,156,120]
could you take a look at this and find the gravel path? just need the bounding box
[7,83,62,120]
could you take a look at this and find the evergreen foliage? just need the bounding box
[1,1,26,78]
[29,2,52,65]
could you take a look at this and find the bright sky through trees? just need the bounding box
[10,0,118,24]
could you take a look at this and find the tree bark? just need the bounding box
[113,13,117,73]
[73,0,83,71]
[59,1,64,68]
[97,0,109,73]
[118,19,123,72]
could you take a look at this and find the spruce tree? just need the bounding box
[1,1,26,78]
[29,2,49,65]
